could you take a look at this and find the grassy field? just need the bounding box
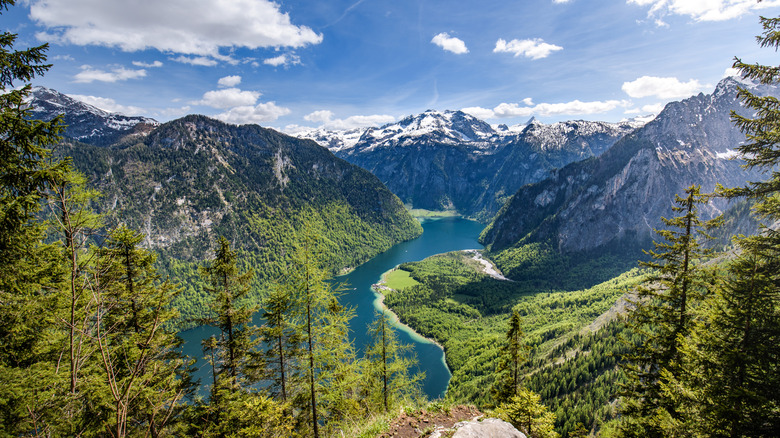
[382,268,421,290]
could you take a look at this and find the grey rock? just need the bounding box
[450,418,526,438]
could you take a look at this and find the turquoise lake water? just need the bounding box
[179,216,485,400]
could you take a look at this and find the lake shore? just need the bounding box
[371,267,451,378]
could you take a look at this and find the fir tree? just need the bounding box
[619,184,717,436]
[493,310,529,403]
[94,226,193,438]
[199,236,260,394]
[0,0,69,432]
[260,281,302,406]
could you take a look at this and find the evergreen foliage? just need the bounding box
[363,310,425,413]
[617,185,718,435]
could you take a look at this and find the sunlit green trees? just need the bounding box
[493,310,529,403]
[199,236,260,394]
[363,310,424,413]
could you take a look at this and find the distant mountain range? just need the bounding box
[299,110,646,220]
[480,76,773,268]
[27,86,159,146]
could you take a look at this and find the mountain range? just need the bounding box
[299,110,646,220]
[480,76,773,280]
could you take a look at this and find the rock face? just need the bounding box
[448,418,526,438]
[481,77,775,255]
[26,86,159,145]
[299,110,642,220]
[62,114,422,268]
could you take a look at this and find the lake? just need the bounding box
[179,216,485,400]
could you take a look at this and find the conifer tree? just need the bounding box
[493,310,529,403]
[286,225,358,437]
[199,236,260,394]
[668,14,780,435]
[260,281,302,406]
[0,1,69,432]
[619,184,717,436]
[94,226,193,438]
[363,310,424,413]
[499,388,559,438]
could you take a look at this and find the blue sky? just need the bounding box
[6,0,780,132]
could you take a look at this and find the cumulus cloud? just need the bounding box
[215,102,291,125]
[217,75,242,88]
[264,53,302,67]
[723,67,741,78]
[462,99,630,119]
[493,38,562,59]
[132,60,163,68]
[29,0,323,65]
[194,88,262,109]
[73,65,147,83]
[622,76,704,99]
[171,56,219,67]
[303,110,395,130]
[460,106,497,120]
[628,0,780,22]
[431,32,469,54]
[304,110,335,124]
[68,94,146,115]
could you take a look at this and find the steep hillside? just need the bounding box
[301,110,641,220]
[61,114,422,324]
[480,77,774,277]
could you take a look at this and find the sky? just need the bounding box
[5,0,780,133]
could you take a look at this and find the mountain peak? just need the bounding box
[27,86,159,146]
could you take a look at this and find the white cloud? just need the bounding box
[30,0,323,65]
[195,88,261,109]
[431,32,469,55]
[73,65,147,83]
[628,0,780,22]
[622,76,704,99]
[522,97,534,106]
[215,102,291,125]
[553,0,572,3]
[68,94,146,115]
[132,60,163,68]
[218,75,242,88]
[304,110,335,124]
[641,103,665,113]
[303,110,395,130]
[463,99,630,119]
[493,38,562,59]
[52,54,75,61]
[171,56,219,67]
[460,106,496,120]
[723,67,741,78]
[264,53,302,67]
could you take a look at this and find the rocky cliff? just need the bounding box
[481,77,773,256]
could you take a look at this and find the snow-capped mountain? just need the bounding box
[482,76,775,257]
[295,109,644,219]
[26,87,159,146]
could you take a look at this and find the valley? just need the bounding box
[8,65,780,437]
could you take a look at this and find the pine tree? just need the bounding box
[363,310,424,413]
[0,1,69,433]
[199,236,260,394]
[493,310,529,403]
[94,226,193,438]
[668,15,780,435]
[260,281,302,406]
[286,225,358,437]
[619,184,717,436]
